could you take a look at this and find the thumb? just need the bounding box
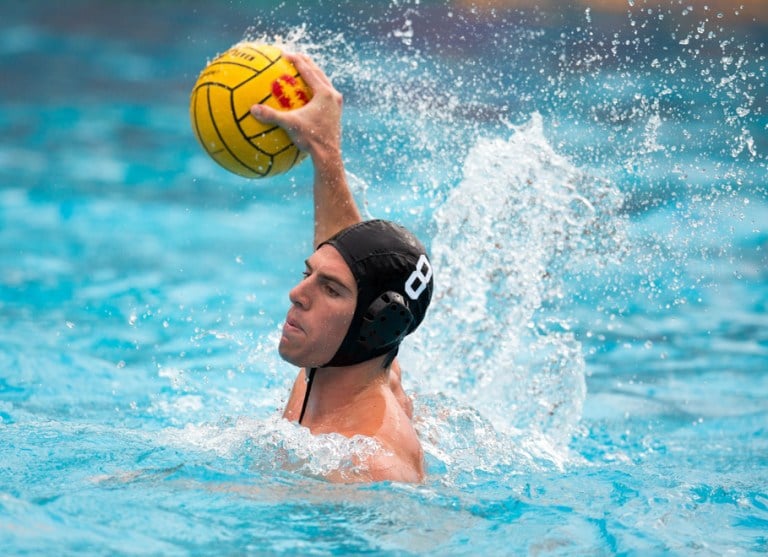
[250,103,285,125]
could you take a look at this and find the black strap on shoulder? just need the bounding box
[298,367,316,425]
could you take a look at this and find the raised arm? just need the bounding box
[250,52,362,247]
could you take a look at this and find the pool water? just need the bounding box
[1,1,767,554]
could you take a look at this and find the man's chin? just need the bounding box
[278,344,310,368]
[278,340,336,369]
[277,343,296,365]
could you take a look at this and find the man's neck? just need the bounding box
[302,358,389,435]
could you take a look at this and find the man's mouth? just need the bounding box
[283,313,304,335]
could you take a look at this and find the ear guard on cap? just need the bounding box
[357,291,414,352]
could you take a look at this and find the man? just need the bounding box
[250,53,433,483]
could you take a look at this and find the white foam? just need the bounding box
[158,414,382,481]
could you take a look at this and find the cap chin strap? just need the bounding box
[298,367,316,425]
[298,288,412,426]
[296,345,398,426]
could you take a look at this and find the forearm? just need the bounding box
[312,146,361,248]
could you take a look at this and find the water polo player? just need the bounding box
[250,53,434,483]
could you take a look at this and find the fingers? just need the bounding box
[283,51,333,92]
[249,51,332,125]
[249,51,342,156]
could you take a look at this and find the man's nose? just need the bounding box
[289,280,309,309]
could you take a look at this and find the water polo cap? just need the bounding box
[319,219,434,368]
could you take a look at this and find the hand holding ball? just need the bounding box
[190,43,312,179]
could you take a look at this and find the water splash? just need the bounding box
[159,415,381,481]
[406,113,627,458]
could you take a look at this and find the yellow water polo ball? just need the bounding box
[190,43,312,179]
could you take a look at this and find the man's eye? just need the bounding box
[302,270,311,279]
[324,284,339,297]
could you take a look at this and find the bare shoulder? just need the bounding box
[328,433,424,484]
[375,388,424,481]
[388,359,414,419]
[342,395,424,484]
[362,439,424,483]
[377,429,424,482]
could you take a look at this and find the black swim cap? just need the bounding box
[318,219,433,367]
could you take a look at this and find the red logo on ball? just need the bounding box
[272,75,310,109]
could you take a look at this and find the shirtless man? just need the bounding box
[250,53,434,484]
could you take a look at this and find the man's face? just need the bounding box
[278,244,357,368]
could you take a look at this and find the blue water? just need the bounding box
[2,1,767,554]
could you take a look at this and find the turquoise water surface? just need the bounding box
[1,1,767,555]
